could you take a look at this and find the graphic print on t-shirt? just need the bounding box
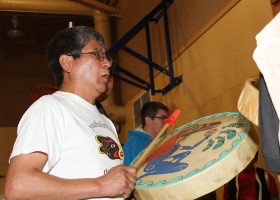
[96,135,124,160]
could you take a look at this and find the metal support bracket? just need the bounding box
[108,0,182,95]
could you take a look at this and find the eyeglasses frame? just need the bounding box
[150,116,167,121]
[79,49,112,63]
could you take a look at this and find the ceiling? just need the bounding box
[0,12,93,54]
[0,0,118,53]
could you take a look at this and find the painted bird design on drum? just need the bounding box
[137,132,212,180]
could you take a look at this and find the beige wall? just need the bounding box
[118,0,273,140]
[114,0,276,199]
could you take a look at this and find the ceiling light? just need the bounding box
[7,15,23,39]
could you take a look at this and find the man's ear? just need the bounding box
[59,55,73,72]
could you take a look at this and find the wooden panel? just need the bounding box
[0,177,5,200]
[0,127,17,176]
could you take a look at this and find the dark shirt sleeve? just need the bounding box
[259,74,280,173]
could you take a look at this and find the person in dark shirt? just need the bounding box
[223,151,279,200]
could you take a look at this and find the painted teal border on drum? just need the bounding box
[136,112,250,189]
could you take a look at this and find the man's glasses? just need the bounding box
[80,49,112,63]
[151,116,167,121]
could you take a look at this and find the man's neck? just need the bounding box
[60,83,99,105]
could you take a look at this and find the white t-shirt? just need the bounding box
[10,91,124,199]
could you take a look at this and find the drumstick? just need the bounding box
[133,109,181,169]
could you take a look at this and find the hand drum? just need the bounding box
[132,112,258,200]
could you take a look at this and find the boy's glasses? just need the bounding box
[151,116,167,121]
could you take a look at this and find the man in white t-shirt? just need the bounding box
[4,26,136,200]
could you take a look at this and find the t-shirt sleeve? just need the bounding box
[10,99,65,172]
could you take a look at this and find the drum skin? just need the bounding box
[237,77,259,126]
[132,112,258,200]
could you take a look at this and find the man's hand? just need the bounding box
[98,165,137,198]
